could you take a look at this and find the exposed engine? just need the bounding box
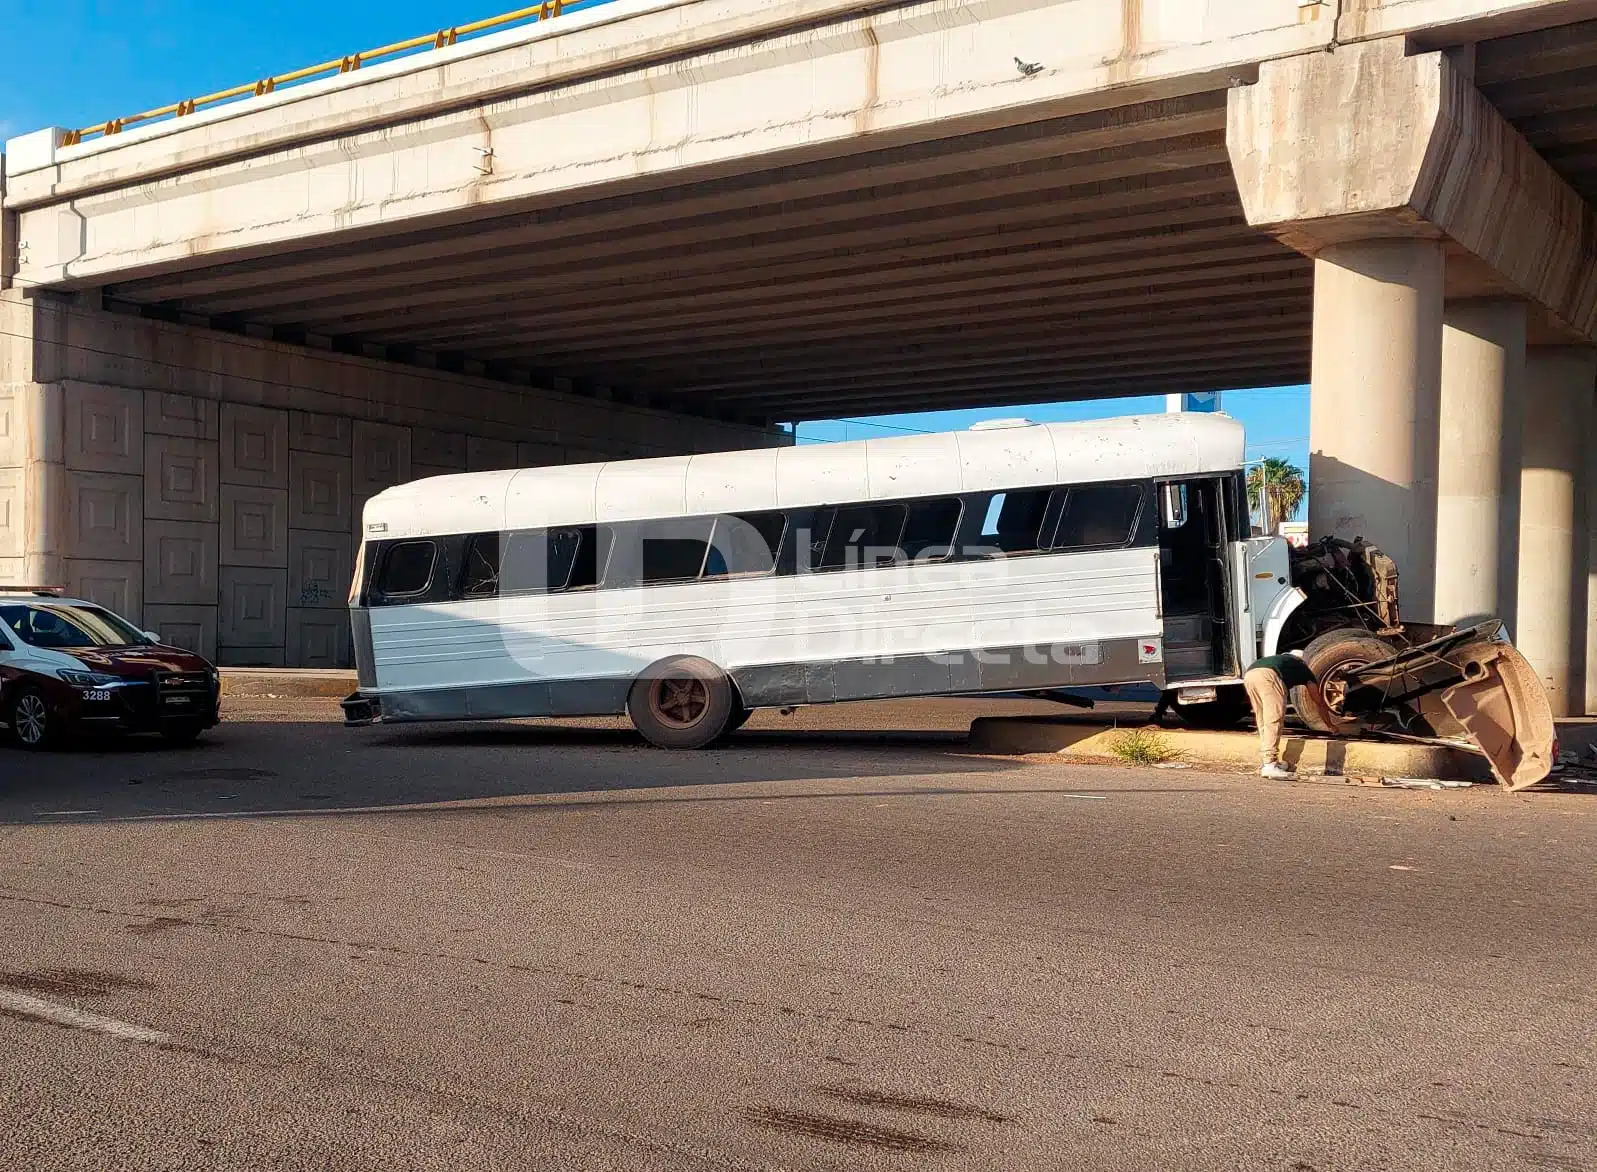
[1286,535,1403,645]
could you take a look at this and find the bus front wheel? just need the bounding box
[628,656,737,750]
[1293,629,1401,735]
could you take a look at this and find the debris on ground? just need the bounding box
[1380,777,1474,790]
[1545,759,1597,786]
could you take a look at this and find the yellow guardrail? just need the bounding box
[60,0,570,147]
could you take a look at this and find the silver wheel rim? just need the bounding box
[15,695,46,745]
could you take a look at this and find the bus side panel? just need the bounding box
[363,546,1163,716]
[725,548,1161,706]
[968,546,1160,671]
[781,562,972,670]
[366,599,530,695]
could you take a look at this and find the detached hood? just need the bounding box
[1340,620,1557,791]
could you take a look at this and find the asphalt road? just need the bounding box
[1,700,1594,1171]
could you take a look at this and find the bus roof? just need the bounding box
[362,412,1245,541]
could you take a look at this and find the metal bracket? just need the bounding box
[473,147,495,176]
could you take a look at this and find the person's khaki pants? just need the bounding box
[1242,668,1287,765]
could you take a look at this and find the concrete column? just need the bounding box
[1307,238,1445,622]
[21,382,66,589]
[1434,299,1525,627]
[1517,347,1595,717]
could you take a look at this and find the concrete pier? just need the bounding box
[1305,239,1444,621]
[1435,299,1526,627]
[1518,346,1595,716]
[1230,33,1597,658]
[19,383,66,591]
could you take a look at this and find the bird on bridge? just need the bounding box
[1015,56,1043,76]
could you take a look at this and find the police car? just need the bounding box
[0,587,220,750]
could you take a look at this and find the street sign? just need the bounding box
[1165,391,1223,413]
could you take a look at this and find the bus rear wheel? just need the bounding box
[628,656,736,750]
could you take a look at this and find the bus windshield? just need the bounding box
[0,603,151,649]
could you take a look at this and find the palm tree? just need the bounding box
[1247,457,1307,535]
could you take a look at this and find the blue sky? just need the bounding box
[1,2,1310,518]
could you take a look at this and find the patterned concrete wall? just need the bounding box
[0,294,788,667]
[37,382,785,668]
[0,386,26,577]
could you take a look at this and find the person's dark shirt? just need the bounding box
[1248,653,1317,688]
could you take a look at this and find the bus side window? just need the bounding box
[779,507,830,574]
[902,498,962,562]
[978,489,1053,555]
[640,518,715,584]
[460,533,500,599]
[1052,483,1145,551]
[374,540,437,600]
[500,527,588,594]
[819,504,908,570]
[564,527,604,590]
[599,518,713,588]
[793,507,836,573]
[704,512,787,579]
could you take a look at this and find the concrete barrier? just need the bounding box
[221,669,356,699]
[967,715,1493,781]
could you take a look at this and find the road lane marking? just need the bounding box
[0,989,171,1046]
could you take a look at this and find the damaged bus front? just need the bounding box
[1168,531,1557,790]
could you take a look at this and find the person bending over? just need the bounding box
[1242,650,1320,780]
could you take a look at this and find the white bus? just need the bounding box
[342,413,1327,748]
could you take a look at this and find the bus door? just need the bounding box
[1155,477,1237,681]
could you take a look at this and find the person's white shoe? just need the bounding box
[1259,761,1295,780]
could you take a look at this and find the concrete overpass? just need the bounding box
[3,0,1596,709]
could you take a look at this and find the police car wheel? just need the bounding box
[9,688,56,750]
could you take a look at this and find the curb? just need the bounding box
[220,669,356,699]
[967,716,1492,782]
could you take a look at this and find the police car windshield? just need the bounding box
[0,603,149,649]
